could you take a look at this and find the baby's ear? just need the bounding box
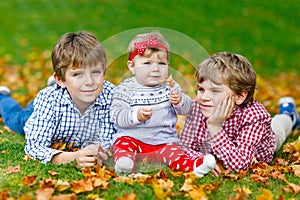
[235,91,248,105]
[127,60,135,75]
[54,73,66,88]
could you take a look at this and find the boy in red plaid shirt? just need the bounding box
[180,52,299,175]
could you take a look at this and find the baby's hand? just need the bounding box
[169,90,182,105]
[137,107,152,122]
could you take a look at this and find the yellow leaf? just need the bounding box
[256,188,273,200]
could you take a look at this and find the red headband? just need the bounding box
[129,36,169,61]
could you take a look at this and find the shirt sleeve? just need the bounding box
[179,101,205,159]
[210,118,270,171]
[24,90,63,164]
[98,81,116,151]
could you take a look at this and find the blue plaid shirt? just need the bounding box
[24,80,115,163]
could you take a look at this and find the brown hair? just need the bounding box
[195,52,256,107]
[52,31,107,81]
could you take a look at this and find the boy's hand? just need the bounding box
[169,90,181,105]
[206,95,235,136]
[76,144,108,168]
[137,107,152,122]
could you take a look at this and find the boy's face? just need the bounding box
[196,79,235,118]
[128,52,168,86]
[56,64,105,112]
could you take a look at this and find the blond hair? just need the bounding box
[196,52,256,107]
[52,31,107,81]
[127,31,169,61]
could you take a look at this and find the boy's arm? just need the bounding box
[207,99,274,171]
[24,92,64,164]
[51,144,108,168]
[179,101,206,159]
[209,120,273,171]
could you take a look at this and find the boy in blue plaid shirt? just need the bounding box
[3,31,115,167]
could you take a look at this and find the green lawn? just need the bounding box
[0,0,299,76]
[1,0,300,199]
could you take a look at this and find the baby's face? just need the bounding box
[128,51,169,87]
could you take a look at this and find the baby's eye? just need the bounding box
[143,62,151,65]
[159,62,167,65]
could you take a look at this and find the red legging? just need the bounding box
[113,136,202,172]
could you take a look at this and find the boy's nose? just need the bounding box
[85,74,93,84]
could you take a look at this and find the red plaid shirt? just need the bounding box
[180,100,275,172]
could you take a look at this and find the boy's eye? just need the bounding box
[73,72,82,77]
[197,87,204,92]
[92,70,102,74]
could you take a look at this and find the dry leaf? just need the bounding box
[21,175,37,186]
[0,189,9,200]
[117,193,137,200]
[6,165,20,174]
[52,193,77,200]
[48,170,60,176]
[151,179,173,200]
[70,179,93,194]
[113,176,135,185]
[92,177,109,189]
[255,188,273,200]
[55,180,71,192]
[22,155,32,161]
[36,187,55,200]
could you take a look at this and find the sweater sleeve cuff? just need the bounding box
[130,107,141,125]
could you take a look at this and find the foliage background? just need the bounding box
[0,0,300,199]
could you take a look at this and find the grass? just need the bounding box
[0,0,299,76]
[1,0,300,199]
[1,127,300,199]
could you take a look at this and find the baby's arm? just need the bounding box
[168,83,192,115]
[169,89,182,105]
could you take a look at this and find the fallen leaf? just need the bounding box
[256,188,273,200]
[117,193,137,200]
[55,180,71,192]
[151,178,173,200]
[22,155,32,161]
[188,185,208,200]
[36,187,55,200]
[113,176,135,185]
[92,177,109,189]
[48,170,60,176]
[6,165,20,174]
[250,174,269,185]
[39,178,57,189]
[52,193,77,200]
[291,165,300,177]
[70,179,93,194]
[0,189,9,200]
[21,175,37,186]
